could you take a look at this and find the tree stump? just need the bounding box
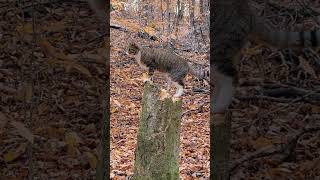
[133,82,182,180]
[210,111,232,180]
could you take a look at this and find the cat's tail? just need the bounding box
[187,62,210,81]
[252,17,320,48]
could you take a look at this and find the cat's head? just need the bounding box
[128,42,140,55]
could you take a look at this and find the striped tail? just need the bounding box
[251,17,320,48]
[187,62,210,81]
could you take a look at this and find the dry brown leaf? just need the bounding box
[64,95,79,105]
[10,121,34,144]
[129,102,136,109]
[37,102,49,115]
[65,132,79,156]
[159,89,170,100]
[250,137,273,150]
[143,26,157,37]
[39,38,60,58]
[111,107,118,113]
[113,99,122,108]
[3,143,27,162]
[112,1,125,11]
[65,132,79,146]
[68,62,92,77]
[298,56,317,78]
[14,82,33,102]
[47,127,66,139]
[39,38,92,77]
[16,23,33,33]
[85,152,97,169]
[44,21,67,32]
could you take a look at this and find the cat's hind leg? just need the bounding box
[170,73,185,97]
[166,75,172,91]
[173,82,184,97]
[171,81,184,102]
[212,68,234,113]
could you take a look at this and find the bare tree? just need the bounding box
[189,0,195,32]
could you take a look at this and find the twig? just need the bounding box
[237,95,292,103]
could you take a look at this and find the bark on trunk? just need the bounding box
[210,112,232,180]
[210,0,238,179]
[190,0,195,30]
[133,82,182,180]
[200,0,204,15]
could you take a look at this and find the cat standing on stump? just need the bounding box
[128,42,209,98]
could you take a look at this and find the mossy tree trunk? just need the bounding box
[133,82,182,180]
[210,112,232,180]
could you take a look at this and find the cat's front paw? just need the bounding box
[143,78,151,84]
[171,96,181,102]
[159,89,170,100]
[141,73,152,84]
[172,93,183,102]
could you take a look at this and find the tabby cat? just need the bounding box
[128,42,209,97]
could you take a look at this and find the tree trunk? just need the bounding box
[189,0,195,26]
[174,0,182,36]
[210,0,239,178]
[210,112,231,180]
[204,0,209,13]
[133,82,182,180]
[93,0,110,179]
[166,0,171,32]
[161,0,164,31]
[200,0,204,15]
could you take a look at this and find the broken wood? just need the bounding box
[133,82,182,180]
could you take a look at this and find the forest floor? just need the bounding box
[110,22,210,179]
[1,1,107,179]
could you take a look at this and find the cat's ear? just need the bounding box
[129,41,141,49]
[128,35,135,45]
[128,34,141,48]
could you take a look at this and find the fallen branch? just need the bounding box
[110,23,128,31]
[237,95,292,103]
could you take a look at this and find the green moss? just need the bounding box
[133,82,182,180]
